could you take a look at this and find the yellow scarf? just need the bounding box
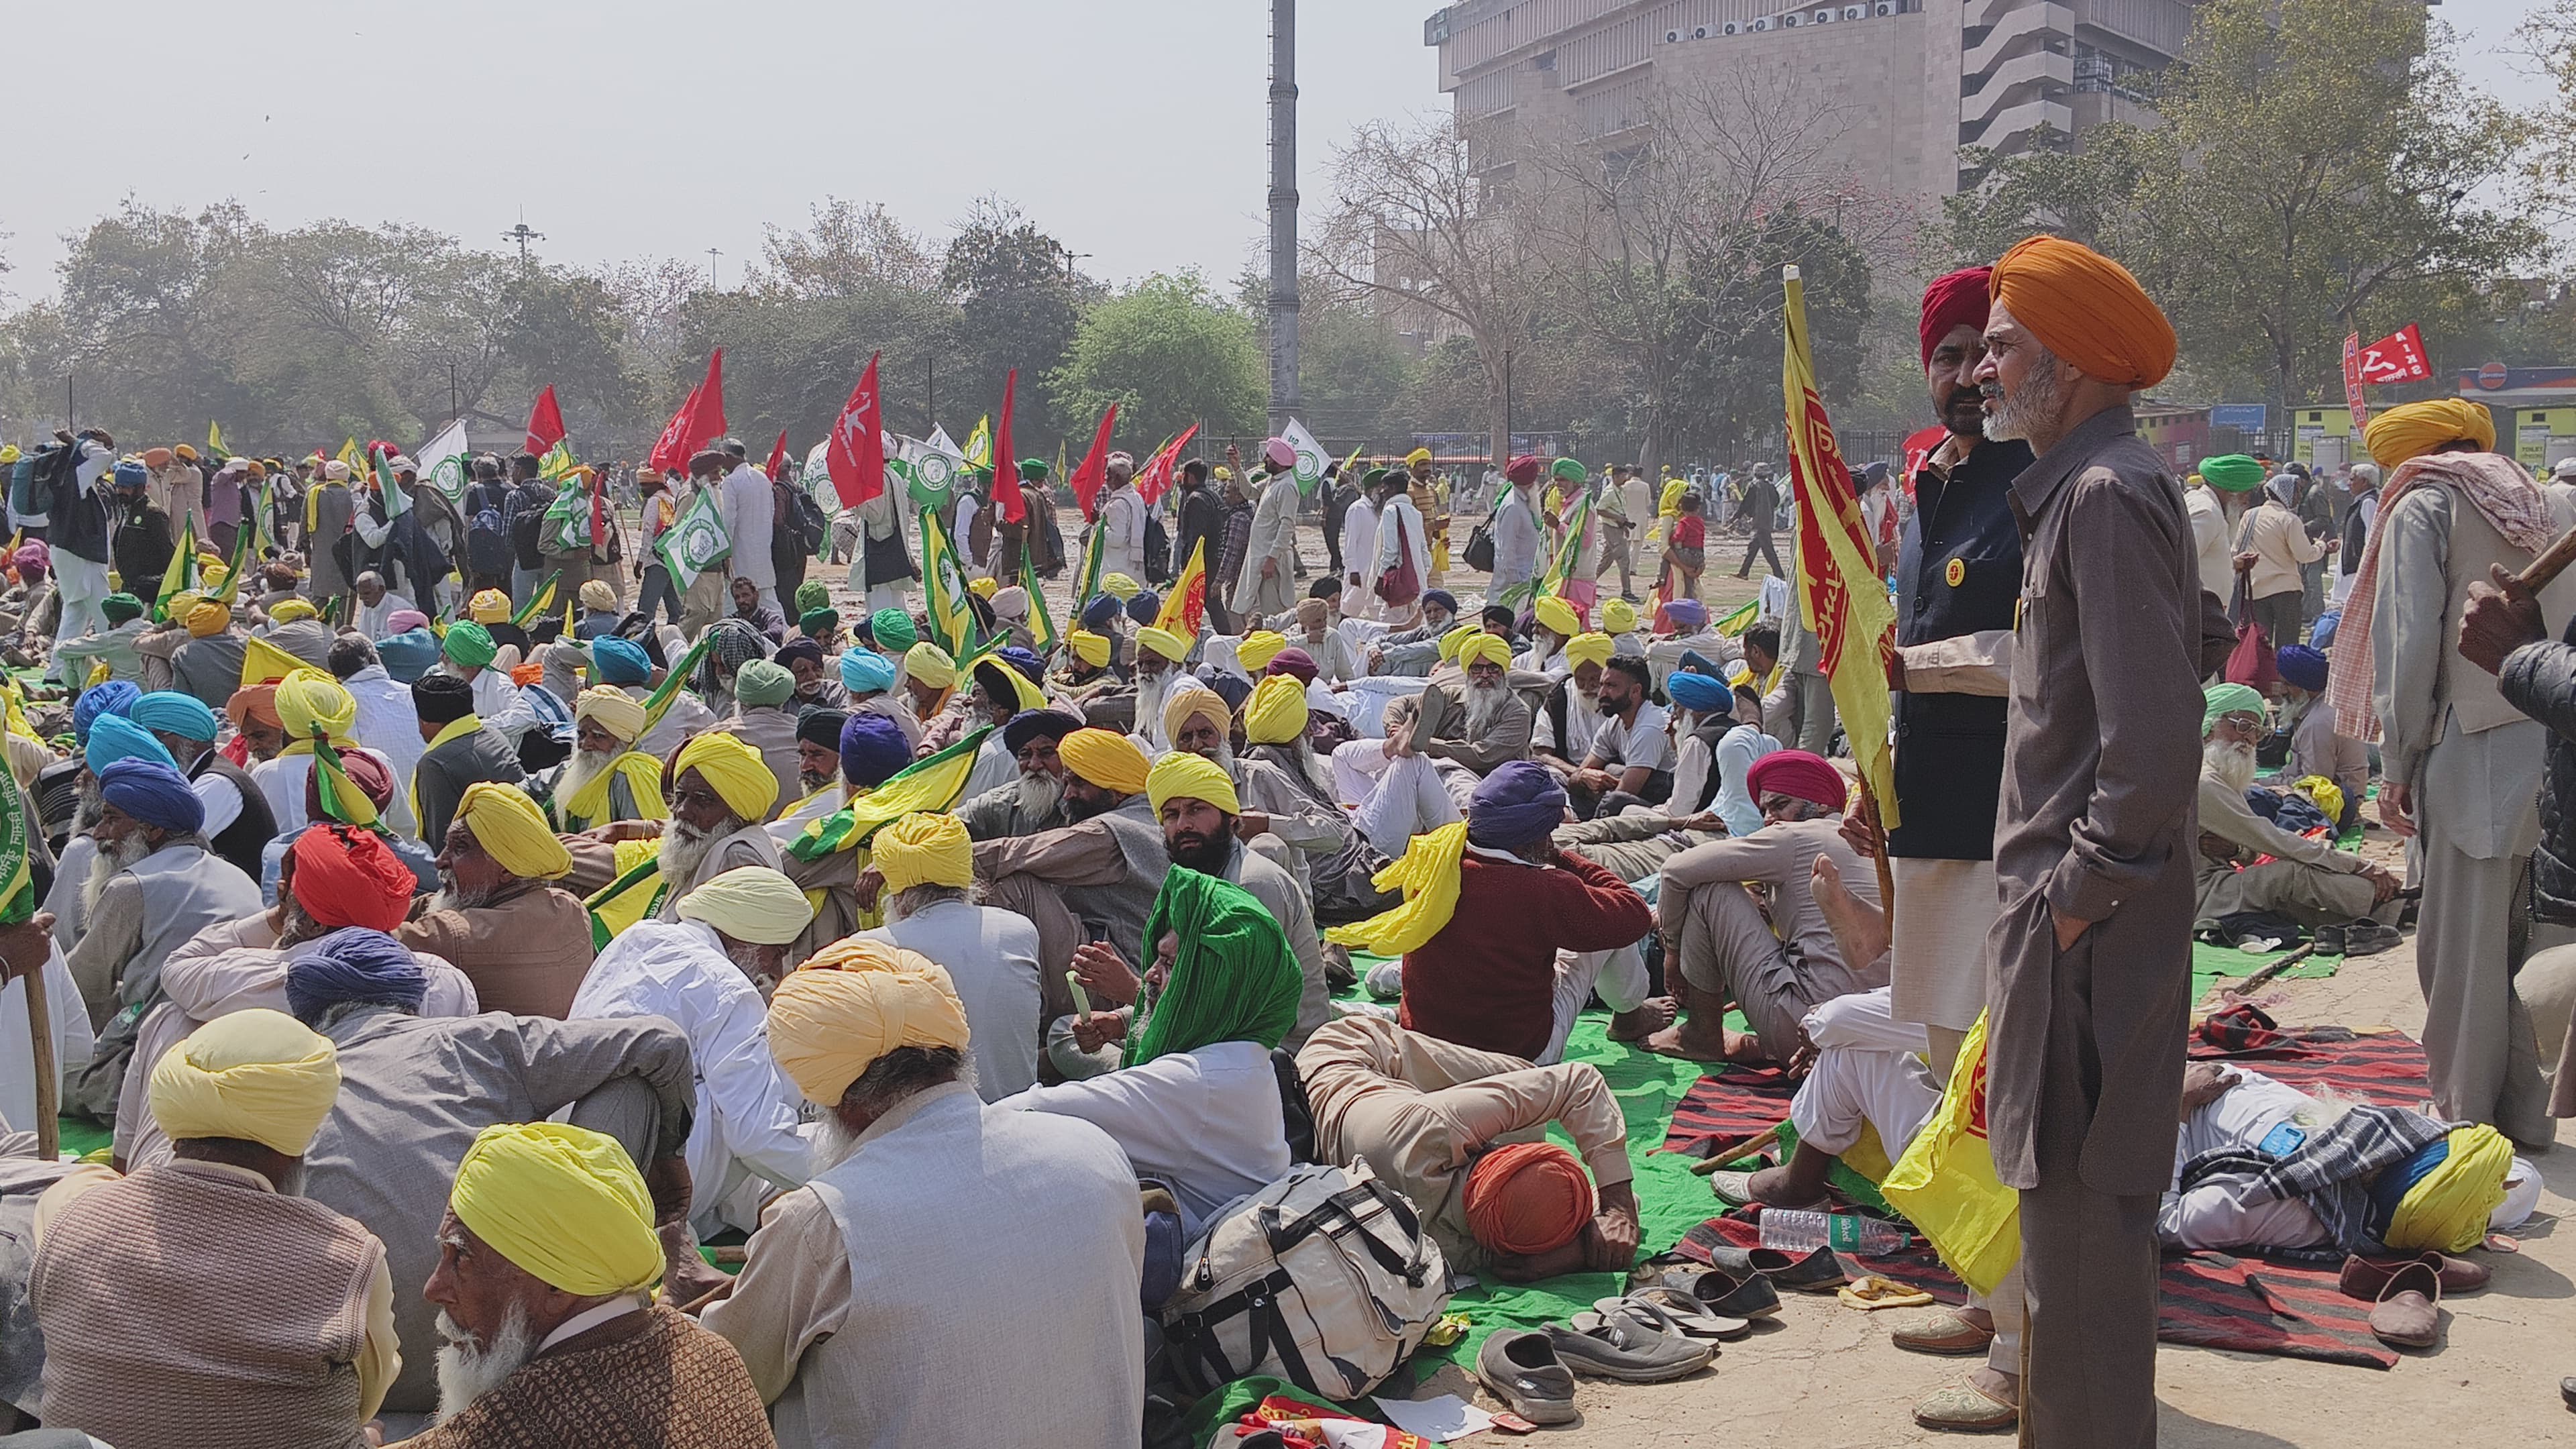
[410,714,485,829]
[555,751,672,831]
[1324,821,1470,956]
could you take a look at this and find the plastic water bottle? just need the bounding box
[1758,1209,1911,1256]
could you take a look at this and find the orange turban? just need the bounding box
[1462,1142,1594,1256]
[1987,235,2175,390]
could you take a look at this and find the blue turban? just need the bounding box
[996,645,1044,680]
[1466,759,1568,852]
[111,460,149,492]
[98,757,203,835]
[85,714,176,773]
[284,928,428,1025]
[590,636,651,686]
[72,680,142,744]
[1080,594,1122,631]
[129,690,219,743]
[2275,644,2328,694]
[1665,669,1731,716]
[840,648,898,694]
[839,711,914,789]
[1423,589,1457,616]
[1664,598,1709,631]
[1128,591,1162,625]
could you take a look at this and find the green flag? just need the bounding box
[512,571,564,629]
[641,632,716,732]
[0,765,33,925]
[918,507,976,658]
[655,488,731,592]
[1020,547,1057,657]
[153,517,200,623]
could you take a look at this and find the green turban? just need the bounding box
[2199,455,2265,493]
[871,608,918,651]
[1551,458,1588,484]
[1018,458,1050,481]
[443,621,498,669]
[794,581,831,618]
[2202,682,2267,735]
[735,659,795,708]
[101,593,146,626]
[1127,868,1304,1067]
[800,607,839,636]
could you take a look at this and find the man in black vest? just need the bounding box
[130,690,276,880]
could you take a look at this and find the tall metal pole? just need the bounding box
[1266,0,1301,440]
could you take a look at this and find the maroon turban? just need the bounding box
[1919,266,1994,368]
[1746,749,1848,813]
[303,747,395,823]
[1505,455,1543,486]
[1266,647,1319,686]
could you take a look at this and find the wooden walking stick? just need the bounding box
[2514,522,2576,594]
[1852,772,1897,916]
[24,966,54,1162]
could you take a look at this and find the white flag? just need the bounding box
[417,419,472,502]
[655,487,732,591]
[1282,418,1328,493]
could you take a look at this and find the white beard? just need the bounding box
[1135,674,1172,741]
[2204,739,2258,794]
[1982,354,2066,443]
[435,1304,535,1423]
[557,748,613,805]
[660,816,722,885]
[82,833,148,920]
[1462,680,1511,736]
[1015,769,1063,821]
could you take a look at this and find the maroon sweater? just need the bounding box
[1398,848,1654,1060]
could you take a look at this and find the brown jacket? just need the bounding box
[398,878,596,1018]
[402,1305,773,1449]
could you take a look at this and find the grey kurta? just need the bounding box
[1985,403,2200,1449]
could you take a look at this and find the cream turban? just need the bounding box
[1457,633,1512,670]
[676,865,814,945]
[769,941,971,1106]
[1067,630,1112,668]
[148,1008,340,1157]
[674,730,781,822]
[1059,728,1151,795]
[457,782,574,879]
[901,643,958,690]
[1563,632,1615,670]
[574,686,649,743]
[578,579,618,612]
[875,812,974,892]
[1163,682,1230,745]
[1236,631,1289,672]
[1147,749,1242,817]
[1134,627,1189,663]
[449,1123,662,1296]
[1242,673,1309,747]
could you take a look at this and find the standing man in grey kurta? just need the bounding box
[1973,236,2197,1449]
[2326,397,2576,1147]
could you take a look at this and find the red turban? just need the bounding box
[1745,749,1848,813]
[1919,266,1992,368]
[1505,455,1543,486]
[288,824,418,932]
[1987,235,2175,390]
[1463,1142,1594,1256]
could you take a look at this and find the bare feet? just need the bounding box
[1810,853,1890,969]
[1608,997,1679,1042]
[1645,1020,1766,1065]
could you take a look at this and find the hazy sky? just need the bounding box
[0,0,2543,303]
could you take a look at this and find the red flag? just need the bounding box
[1899,425,1947,500]
[1067,403,1120,521]
[763,431,790,482]
[524,386,567,456]
[590,470,609,549]
[694,349,727,447]
[2356,324,2432,386]
[647,381,702,474]
[991,369,1025,523]
[1134,425,1201,507]
[647,351,727,474]
[825,354,888,509]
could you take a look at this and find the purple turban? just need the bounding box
[1466,760,1568,852]
[1267,647,1318,686]
[839,712,914,790]
[99,757,203,835]
[284,928,428,1024]
[1663,598,1709,631]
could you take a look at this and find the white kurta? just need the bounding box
[996,1039,1289,1238]
[1232,474,1300,616]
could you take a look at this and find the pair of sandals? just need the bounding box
[1474,1276,1759,1424]
[2315,921,2403,956]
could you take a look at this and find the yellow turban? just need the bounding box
[197,559,229,591]
[166,590,205,621]
[1102,573,1142,601]
[574,686,648,743]
[275,667,358,749]
[967,576,999,600]
[1059,727,1150,795]
[1532,596,1578,639]
[2384,1124,2514,1255]
[1563,631,1615,669]
[449,1123,661,1297]
[186,600,231,637]
[457,781,573,879]
[1067,630,1112,668]
[1439,624,1480,663]
[1237,631,1289,672]
[1599,598,1639,635]
[901,642,957,690]
[1405,447,1434,467]
[1457,633,1512,670]
[974,658,1046,713]
[266,598,318,625]
[469,589,512,625]
[874,811,974,892]
[1135,626,1189,663]
[674,729,781,822]
[1987,235,2176,390]
[1242,673,1309,747]
[676,865,814,946]
[1163,682,1230,745]
[148,1008,339,1157]
[2363,398,2497,472]
[578,579,617,612]
[1147,749,1241,817]
[769,941,971,1105]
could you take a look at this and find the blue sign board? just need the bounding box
[2209,404,2268,431]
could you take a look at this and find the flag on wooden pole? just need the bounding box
[824,354,888,508]
[525,385,568,456]
[991,369,1025,523]
[1068,404,1120,521]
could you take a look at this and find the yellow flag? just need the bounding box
[240,633,309,689]
[337,438,359,468]
[208,421,225,457]
[1781,264,1898,830]
[1881,1014,2019,1294]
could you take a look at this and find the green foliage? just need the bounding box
[1051,272,1265,450]
[943,197,1086,445]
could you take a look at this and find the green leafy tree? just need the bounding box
[1050,272,1264,452]
[942,197,1086,444]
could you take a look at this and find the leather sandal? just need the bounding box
[2341,1250,2488,1299]
[1750,1244,1849,1293]
[2368,1260,2442,1349]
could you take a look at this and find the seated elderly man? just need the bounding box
[1136,750,1330,1051]
[570,866,813,1238]
[410,1124,771,1446]
[433,621,536,745]
[835,645,921,752]
[34,1010,398,1449]
[1298,1014,1639,1283]
[1518,596,1582,676]
[778,637,845,712]
[374,608,442,684]
[1650,751,1882,1066]
[1007,868,1299,1237]
[571,577,621,640]
[970,727,1166,1002]
[410,672,528,852]
[396,782,594,1018]
[1362,588,1458,678]
[2196,683,2400,951]
[130,688,274,877]
[957,655,1051,800]
[258,747,440,906]
[625,732,784,921]
[1419,630,1535,782]
[764,713,949,966]
[121,824,474,1170]
[285,953,709,1417]
[1049,624,1128,714]
[1127,625,1191,751]
[2271,644,2369,834]
[1332,761,1652,1064]
[540,688,671,832]
[52,592,151,686]
[718,659,802,820]
[706,946,1144,1448]
[1238,675,1398,924]
[904,643,975,755]
[170,598,250,706]
[957,708,1079,841]
[582,635,713,764]
[62,756,266,1120]
[1163,680,1342,893]
[352,570,415,639]
[1645,598,1726,693]
[1530,633,1617,786]
[859,813,1045,1101]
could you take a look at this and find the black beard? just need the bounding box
[1164,830,1230,873]
[1065,790,1114,822]
[1936,386,1986,438]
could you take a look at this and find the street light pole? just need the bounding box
[1266,0,1302,439]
